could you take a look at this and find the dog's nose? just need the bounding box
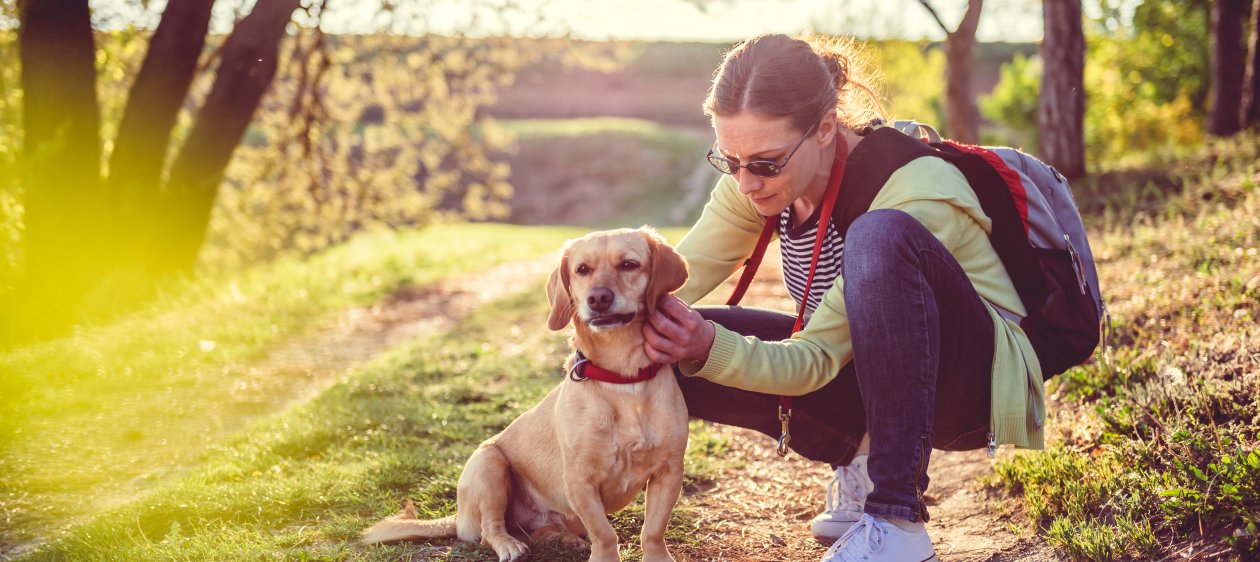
[587,287,614,312]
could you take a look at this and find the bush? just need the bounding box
[980,51,1040,151]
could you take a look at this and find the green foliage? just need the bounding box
[987,137,1260,560]
[867,40,945,126]
[1083,34,1204,166]
[1122,0,1211,112]
[981,0,1210,167]
[980,52,1039,151]
[203,34,545,270]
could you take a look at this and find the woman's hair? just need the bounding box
[702,34,886,133]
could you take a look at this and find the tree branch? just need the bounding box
[917,0,952,35]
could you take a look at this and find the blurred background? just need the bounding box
[0,0,1243,344]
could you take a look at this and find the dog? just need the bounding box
[362,227,690,562]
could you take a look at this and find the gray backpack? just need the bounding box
[839,120,1109,378]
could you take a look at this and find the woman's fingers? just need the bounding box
[643,320,682,363]
[643,296,714,364]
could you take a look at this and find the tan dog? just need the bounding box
[362,227,690,562]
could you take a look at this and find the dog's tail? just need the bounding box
[361,501,458,545]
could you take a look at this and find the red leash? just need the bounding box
[725,133,849,456]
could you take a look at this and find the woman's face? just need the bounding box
[711,112,831,216]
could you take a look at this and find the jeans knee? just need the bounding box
[842,209,924,290]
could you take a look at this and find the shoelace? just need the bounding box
[822,515,885,561]
[824,463,865,512]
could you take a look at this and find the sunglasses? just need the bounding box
[706,122,819,178]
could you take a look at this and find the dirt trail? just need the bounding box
[258,257,558,407]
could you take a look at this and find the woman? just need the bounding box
[641,34,1046,561]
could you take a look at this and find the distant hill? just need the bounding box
[490,39,1038,126]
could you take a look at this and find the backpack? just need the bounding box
[836,120,1108,379]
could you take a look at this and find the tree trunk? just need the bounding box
[919,0,984,144]
[1039,0,1086,180]
[1239,0,1260,129]
[15,0,102,339]
[944,0,983,144]
[106,0,215,244]
[153,0,301,275]
[1209,0,1246,136]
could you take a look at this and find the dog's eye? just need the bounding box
[575,264,591,275]
[618,260,640,271]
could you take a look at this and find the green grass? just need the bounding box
[0,224,585,549]
[984,134,1260,561]
[12,274,726,561]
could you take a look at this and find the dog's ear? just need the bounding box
[546,251,575,331]
[642,226,688,318]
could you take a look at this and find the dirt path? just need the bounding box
[257,257,558,407]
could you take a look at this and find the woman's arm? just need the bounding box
[649,158,983,396]
[673,175,769,305]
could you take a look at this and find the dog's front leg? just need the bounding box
[563,477,620,562]
[640,458,683,562]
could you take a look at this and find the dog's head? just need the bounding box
[545,227,688,332]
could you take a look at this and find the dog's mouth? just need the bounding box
[587,312,638,328]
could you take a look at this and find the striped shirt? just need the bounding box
[778,205,843,318]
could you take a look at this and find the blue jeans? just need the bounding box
[675,209,994,522]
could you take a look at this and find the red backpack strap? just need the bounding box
[724,134,850,457]
[726,217,778,306]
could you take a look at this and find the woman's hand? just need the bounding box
[643,295,716,365]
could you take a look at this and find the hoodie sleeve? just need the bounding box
[674,175,771,306]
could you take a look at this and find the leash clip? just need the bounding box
[776,404,792,457]
[568,352,590,382]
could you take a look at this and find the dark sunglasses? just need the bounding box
[706,122,819,178]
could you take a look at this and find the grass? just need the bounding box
[0,223,586,550]
[11,273,726,561]
[983,134,1260,561]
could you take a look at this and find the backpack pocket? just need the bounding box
[1021,247,1102,378]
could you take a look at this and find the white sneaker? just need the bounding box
[810,454,873,543]
[821,514,938,562]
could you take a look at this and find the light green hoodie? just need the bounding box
[674,154,1046,451]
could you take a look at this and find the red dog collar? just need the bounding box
[568,351,660,384]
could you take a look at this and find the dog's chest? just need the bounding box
[604,397,679,486]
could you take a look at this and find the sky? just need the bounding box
[93,0,1046,43]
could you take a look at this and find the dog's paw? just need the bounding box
[585,546,620,562]
[495,537,529,561]
[640,542,676,562]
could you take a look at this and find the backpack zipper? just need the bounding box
[1065,234,1087,295]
